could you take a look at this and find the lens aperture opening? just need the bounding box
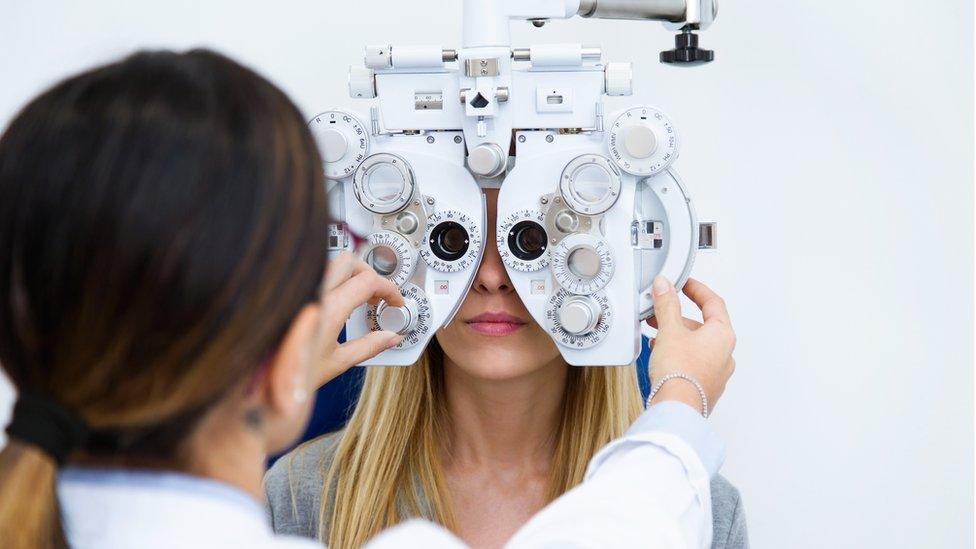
[509,221,548,261]
[366,245,399,276]
[429,221,470,262]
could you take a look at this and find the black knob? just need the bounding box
[660,29,714,66]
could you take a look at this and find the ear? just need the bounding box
[263,303,320,420]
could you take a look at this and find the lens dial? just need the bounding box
[421,210,482,273]
[353,153,416,214]
[545,289,612,349]
[559,154,621,215]
[497,209,550,272]
[608,106,679,176]
[550,233,614,294]
[309,110,370,180]
[366,283,431,349]
[359,231,418,287]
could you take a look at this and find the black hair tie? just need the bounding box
[6,393,89,466]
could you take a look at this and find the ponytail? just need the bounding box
[0,441,65,548]
[0,394,89,548]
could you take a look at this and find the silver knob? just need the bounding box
[567,247,602,278]
[558,296,602,335]
[376,298,419,335]
[468,143,506,177]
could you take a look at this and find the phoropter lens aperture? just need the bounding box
[509,221,547,261]
[366,245,399,276]
[429,221,470,262]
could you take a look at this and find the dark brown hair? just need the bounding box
[0,49,326,547]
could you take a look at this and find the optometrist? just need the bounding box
[0,50,735,549]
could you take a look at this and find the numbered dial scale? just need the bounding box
[421,210,482,273]
[608,106,679,176]
[309,110,370,180]
[545,290,612,349]
[550,233,614,295]
[359,231,418,287]
[366,283,431,349]
[497,209,550,273]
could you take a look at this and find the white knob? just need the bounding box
[319,128,349,163]
[604,62,633,97]
[623,125,658,159]
[377,299,418,335]
[558,296,601,336]
[364,45,392,70]
[348,66,377,99]
[468,143,506,177]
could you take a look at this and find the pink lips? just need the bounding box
[465,312,526,336]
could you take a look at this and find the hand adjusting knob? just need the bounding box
[558,295,602,336]
[660,28,714,66]
[376,298,419,335]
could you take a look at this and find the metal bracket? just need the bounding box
[464,58,500,77]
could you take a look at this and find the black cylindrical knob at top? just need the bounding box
[660,30,714,66]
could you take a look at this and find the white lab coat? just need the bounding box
[58,401,721,548]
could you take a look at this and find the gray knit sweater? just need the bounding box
[265,432,749,548]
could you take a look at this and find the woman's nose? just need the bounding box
[473,236,514,295]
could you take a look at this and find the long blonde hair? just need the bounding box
[321,340,643,548]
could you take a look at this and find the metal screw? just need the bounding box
[426,136,435,144]
[481,69,488,75]
[541,197,549,204]
[454,135,463,143]
[426,197,435,205]
[414,200,421,206]
[546,135,554,143]
[480,60,488,66]
[518,135,526,143]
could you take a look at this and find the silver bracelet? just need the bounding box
[647,372,709,418]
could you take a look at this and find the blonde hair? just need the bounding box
[320,341,643,548]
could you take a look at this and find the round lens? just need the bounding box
[429,221,470,262]
[572,164,612,203]
[366,164,405,202]
[509,221,547,261]
[366,245,398,276]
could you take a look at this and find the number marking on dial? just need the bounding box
[608,106,679,177]
[421,210,483,273]
[365,283,431,349]
[550,234,615,294]
[359,231,418,287]
[544,290,612,349]
[309,110,369,180]
[497,209,550,272]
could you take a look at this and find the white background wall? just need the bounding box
[1,0,973,546]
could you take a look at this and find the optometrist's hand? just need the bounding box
[646,276,736,413]
[313,252,405,386]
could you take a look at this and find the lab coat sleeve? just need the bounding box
[505,401,724,549]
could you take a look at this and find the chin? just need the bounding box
[439,333,561,381]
